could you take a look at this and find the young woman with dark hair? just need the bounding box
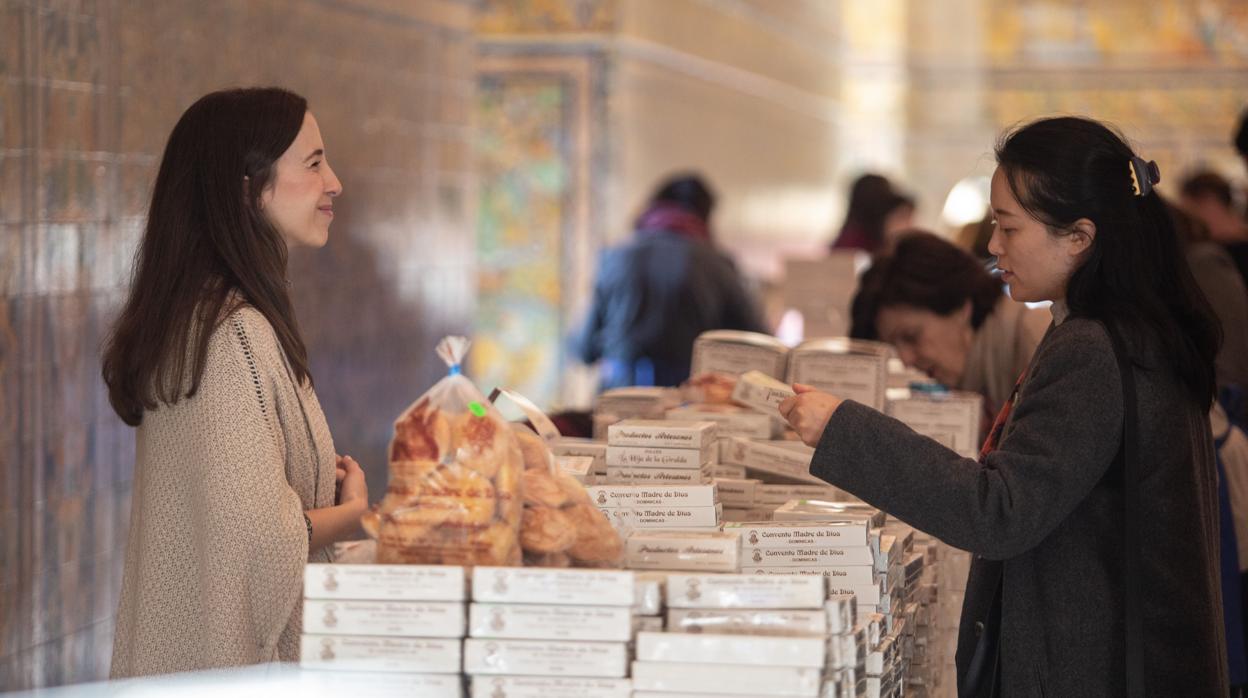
[850,230,1049,419]
[105,87,368,676]
[782,116,1227,694]
[830,173,915,254]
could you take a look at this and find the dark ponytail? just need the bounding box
[995,116,1221,407]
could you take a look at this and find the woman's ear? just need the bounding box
[1068,217,1097,257]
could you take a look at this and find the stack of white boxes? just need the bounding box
[718,482,853,523]
[464,567,634,697]
[633,573,827,697]
[588,484,722,532]
[822,593,863,697]
[727,518,877,586]
[605,419,718,486]
[299,564,466,697]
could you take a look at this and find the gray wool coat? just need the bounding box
[811,313,1228,696]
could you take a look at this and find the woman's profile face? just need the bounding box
[261,112,342,248]
[875,301,975,388]
[987,167,1083,304]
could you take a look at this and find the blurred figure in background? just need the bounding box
[850,231,1050,422]
[954,211,996,262]
[830,173,915,255]
[571,173,765,391]
[1169,201,1248,397]
[1181,170,1248,285]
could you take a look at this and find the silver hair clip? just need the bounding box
[1129,157,1160,197]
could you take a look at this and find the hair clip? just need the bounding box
[1129,157,1160,197]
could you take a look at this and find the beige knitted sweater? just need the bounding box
[111,304,337,677]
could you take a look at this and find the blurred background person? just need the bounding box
[954,211,996,263]
[1169,201,1248,400]
[850,231,1050,423]
[571,172,765,391]
[830,173,916,255]
[1181,170,1248,284]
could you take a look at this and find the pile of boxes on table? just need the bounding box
[301,565,640,697]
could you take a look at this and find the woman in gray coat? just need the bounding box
[781,117,1228,695]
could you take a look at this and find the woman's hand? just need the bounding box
[778,383,844,447]
[335,455,368,515]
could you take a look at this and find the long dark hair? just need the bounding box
[103,87,313,426]
[995,116,1221,406]
[835,174,913,251]
[850,230,1004,340]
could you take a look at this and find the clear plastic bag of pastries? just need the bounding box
[511,422,623,568]
[362,336,524,567]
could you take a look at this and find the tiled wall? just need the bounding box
[0,0,476,689]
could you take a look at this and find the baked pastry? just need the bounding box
[511,424,551,471]
[418,464,497,527]
[451,412,509,478]
[564,501,624,564]
[522,469,569,508]
[494,444,524,529]
[391,399,452,462]
[520,506,577,553]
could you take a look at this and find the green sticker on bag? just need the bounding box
[468,401,487,418]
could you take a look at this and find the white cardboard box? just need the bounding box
[786,340,889,411]
[719,438,821,485]
[302,599,465,637]
[754,484,849,507]
[555,455,594,484]
[463,639,628,678]
[469,676,632,698]
[740,565,876,585]
[714,463,748,479]
[299,635,461,673]
[886,390,983,459]
[742,545,874,567]
[634,574,664,616]
[714,478,760,507]
[631,660,822,696]
[772,500,886,529]
[551,439,606,470]
[607,420,717,449]
[827,581,884,607]
[625,530,740,571]
[666,608,828,637]
[471,568,634,607]
[604,463,714,485]
[722,507,776,523]
[666,405,777,439]
[587,484,718,509]
[690,330,790,380]
[725,520,871,548]
[636,631,826,668]
[731,370,797,419]
[468,604,632,642]
[606,443,716,469]
[303,563,466,601]
[664,573,825,609]
[603,504,722,529]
